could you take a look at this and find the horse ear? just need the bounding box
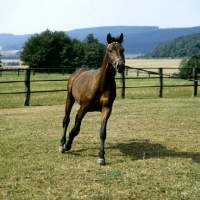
[119,33,123,43]
[107,33,112,44]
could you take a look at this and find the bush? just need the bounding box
[178,55,200,79]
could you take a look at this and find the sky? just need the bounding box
[0,0,200,35]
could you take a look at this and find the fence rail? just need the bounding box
[0,66,198,106]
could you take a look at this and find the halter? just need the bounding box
[107,42,125,67]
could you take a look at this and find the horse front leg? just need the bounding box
[98,107,111,165]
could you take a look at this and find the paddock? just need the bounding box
[0,98,200,199]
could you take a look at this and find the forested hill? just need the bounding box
[66,26,200,54]
[147,33,200,58]
[1,26,200,56]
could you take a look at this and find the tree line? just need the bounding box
[20,29,106,72]
[146,33,200,58]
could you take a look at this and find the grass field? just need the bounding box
[0,98,200,199]
[0,59,200,199]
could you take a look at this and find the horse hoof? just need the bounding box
[64,143,71,151]
[59,146,65,153]
[97,158,106,165]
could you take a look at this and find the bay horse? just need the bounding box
[59,33,125,165]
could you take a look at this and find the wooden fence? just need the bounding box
[0,66,198,106]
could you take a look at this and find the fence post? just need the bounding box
[120,70,125,99]
[24,68,31,106]
[158,68,163,98]
[125,66,128,76]
[137,69,139,77]
[192,67,198,97]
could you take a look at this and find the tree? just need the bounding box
[63,38,85,69]
[148,33,200,58]
[20,30,106,72]
[84,33,99,44]
[83,34,106,68]
[0,53,2,77]
[0,53,2,67]
[178,55,200,78]
[20,29,82,71]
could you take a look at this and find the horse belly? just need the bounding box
[71,83,82,104]
[88,100,101,112]
[71,78,96,105]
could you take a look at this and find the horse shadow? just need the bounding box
[109,139,200,164]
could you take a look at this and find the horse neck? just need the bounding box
[98,51,116,91]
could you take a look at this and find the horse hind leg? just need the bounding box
[59,93,75,153]
[64,105,87,151]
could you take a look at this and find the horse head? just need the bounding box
[106,33,125,73]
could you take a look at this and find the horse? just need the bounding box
[59,33,125,165]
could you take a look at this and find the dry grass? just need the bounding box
[2,65,29,69]
[0,98,200,199]
[126,58,181,68]
[126,59,182,75]
[1,59,181,73]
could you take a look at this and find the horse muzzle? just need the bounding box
[114,59,125,73]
